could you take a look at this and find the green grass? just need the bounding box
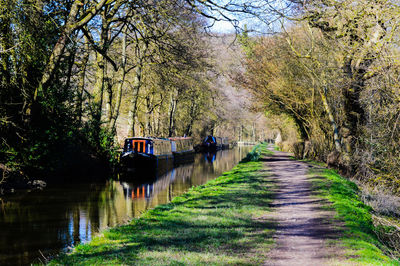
[51,144,275,265]
[309,167,400,265]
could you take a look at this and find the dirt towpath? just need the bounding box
[263,147,341,266]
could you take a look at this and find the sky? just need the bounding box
[210,20,237,34]
[205,0,294,35]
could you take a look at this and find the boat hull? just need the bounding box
[173,150,195,165]
[120,152,174,175]
[200,142,218,152]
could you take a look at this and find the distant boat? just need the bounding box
[200,135,229,151]
[120,137,173,172]
[201,135,218,151]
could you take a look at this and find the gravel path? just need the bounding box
[263,147,342,266]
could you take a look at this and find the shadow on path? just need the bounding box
[263,147,343,266]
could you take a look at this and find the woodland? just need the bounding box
[1,0,400,196]
[0,0,267,188]
[236,0,400,193]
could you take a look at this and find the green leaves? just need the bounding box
[238,24,255,58]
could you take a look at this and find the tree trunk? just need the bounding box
[77,36,90,124]
[252,122,256,142]
[292,115,310,141]
[168,90,178,137]
[31,0,111,108]
[97,6,112,126]
[109,28,127,132]
[93,52,105,126]
[0,16,12,87]
[185,101,198,136]
[127,64,144,137]
[145,96,152,136]
[103,77,113,125]
[155,107,162,136]
[33,1,81,101]
[342,60,367,155]
[318,86,342,152]
[65,45,76,98]
[127,40,147,136]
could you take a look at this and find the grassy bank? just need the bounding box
[309,167,400,265]
[51,145,275,265]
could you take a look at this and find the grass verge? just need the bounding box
[309,167,400,265]
[50,144,274,265]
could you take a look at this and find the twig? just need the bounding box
[0,43,20,54]
[38,250,48,264]
[390,112,400,140]
[0,167,7,185]
[0,198,4,213]
[372,215,400,258]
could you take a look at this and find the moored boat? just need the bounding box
[200,135,230,151]
[120,137,173,173]
[201,135,218,151]
[169,137,195,164]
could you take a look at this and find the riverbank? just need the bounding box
[0,165,46,195]
[50,144,399,265]
[0,154,111,196]
[50,145,275,265]
[309,167,399,264]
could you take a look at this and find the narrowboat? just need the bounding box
[120,137,173,173]
[169,137,195,164]
[201,135,218,151]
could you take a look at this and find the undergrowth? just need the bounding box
[241,144,262,162]
[309,167,400,265]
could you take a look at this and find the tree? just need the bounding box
[302,0,400,160]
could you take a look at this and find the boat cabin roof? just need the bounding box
[125,137,152,141]
[169,137,192,140]
[124,137,170,142]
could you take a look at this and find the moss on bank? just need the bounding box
[51,145,275,265]
[309,167,400,265]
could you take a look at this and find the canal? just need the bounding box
[0,146,253,265]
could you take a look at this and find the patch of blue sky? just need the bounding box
[206,0,298,35]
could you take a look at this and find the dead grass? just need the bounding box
[372,215,400,258]
[358,182,400,218]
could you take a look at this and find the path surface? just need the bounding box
[263,147,342,266]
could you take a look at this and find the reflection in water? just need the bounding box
[0,146,252,265]
[205,151,216,163]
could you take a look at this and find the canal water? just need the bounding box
[0,146,253,265]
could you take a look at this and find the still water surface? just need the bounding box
[0,146,253,265]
